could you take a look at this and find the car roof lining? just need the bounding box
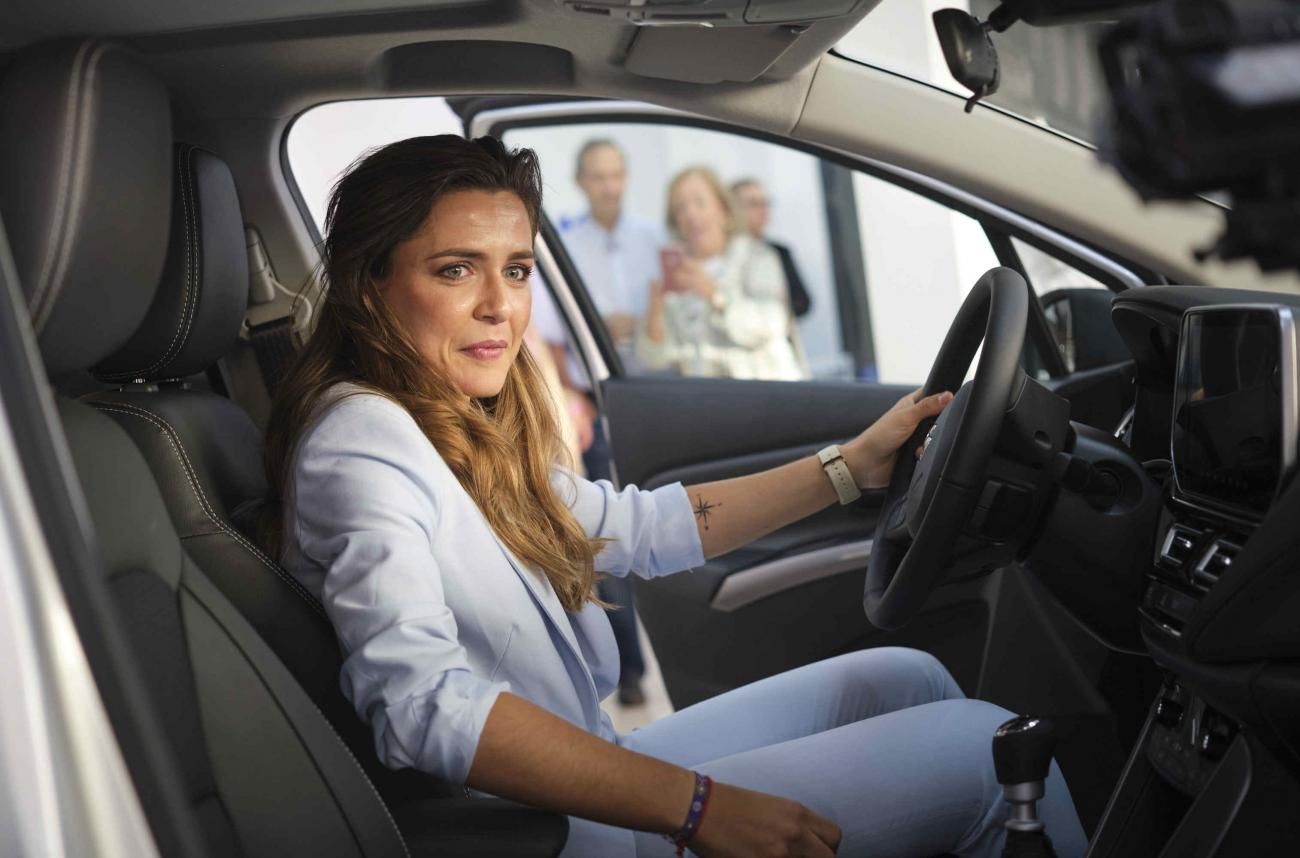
[2,0,515,50]
[797,55,1300,296]
[6,0,870,128]
[5,0,1298,302]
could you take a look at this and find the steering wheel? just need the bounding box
[864,267,1030,631]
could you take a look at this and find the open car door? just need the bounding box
[458,96,1151,829]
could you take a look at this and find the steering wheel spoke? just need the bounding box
[880,494,914,545]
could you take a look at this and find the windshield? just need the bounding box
[838,0,1111,146]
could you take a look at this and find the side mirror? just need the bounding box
[932,8,1002,112]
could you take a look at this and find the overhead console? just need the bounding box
[553,0,869,27]
[552,0,875,83]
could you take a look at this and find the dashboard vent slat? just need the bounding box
[1192,539,1239,590]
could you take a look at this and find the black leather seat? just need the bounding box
[84,139,444,806]
[0,39,410,858]
[0,39,565,857]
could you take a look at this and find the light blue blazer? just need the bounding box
[282,384,704,855]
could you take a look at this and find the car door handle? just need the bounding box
[709,538,873,613]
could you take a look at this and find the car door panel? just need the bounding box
[599,374,998,706]
[643,441,852,491]
[604,374,898,632]
[602,377,914,489]
[637,555,994,708]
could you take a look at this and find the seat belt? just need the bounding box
[242,225,313,400]
[246,316,297,394]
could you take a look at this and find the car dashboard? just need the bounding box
[1085,285,1300,854]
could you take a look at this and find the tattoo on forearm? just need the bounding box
[693,495,721,531]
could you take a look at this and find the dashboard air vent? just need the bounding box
[1192,539,1240,590]
[1159,523,1201,570]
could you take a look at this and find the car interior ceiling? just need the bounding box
[8,0,1288,308]
[5,2,1300,857]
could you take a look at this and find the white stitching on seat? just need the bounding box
[90,402,327,618]
[104,400,413,856]
[154,144,203,373]
[104,144,199,380]
[184,580,412,858]
[304,698,413,858]
[149,144,199,374]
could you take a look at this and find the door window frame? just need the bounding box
[470,99,1152,384]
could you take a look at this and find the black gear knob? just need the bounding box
[993,716,1059,856]
[993,715,1056,786]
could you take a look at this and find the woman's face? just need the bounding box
[669,173,730,258]
[376,189,533,400]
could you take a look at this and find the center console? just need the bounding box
[1086,305,1300,856]
[1142,303,1297,636]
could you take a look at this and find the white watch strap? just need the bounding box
[817,445,862,506]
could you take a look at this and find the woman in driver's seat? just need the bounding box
[264,135,1084,858]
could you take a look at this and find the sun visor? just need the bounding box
[553,0,870,83]
[624,25,801,83]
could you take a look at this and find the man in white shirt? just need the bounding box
[560,139,664,366]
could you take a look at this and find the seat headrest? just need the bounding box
[96,145,249,383]
[0,40,172,379]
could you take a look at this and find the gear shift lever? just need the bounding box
[992,715,1058,858]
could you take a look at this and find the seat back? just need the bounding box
[62,398,412,858]
[85,139,453,803]
[0,38,410,858]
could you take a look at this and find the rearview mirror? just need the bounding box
[932,8,1001,112]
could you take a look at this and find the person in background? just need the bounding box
[640,167,807,381]
[731,177,813,319]
[557,137,664,705]
[561,139,664,366]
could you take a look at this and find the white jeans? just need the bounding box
[602,647,1086,858]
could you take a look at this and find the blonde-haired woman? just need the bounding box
[264,136,1085,858]
[639,166,807,380]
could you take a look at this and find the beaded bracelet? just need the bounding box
[665,771,713,856]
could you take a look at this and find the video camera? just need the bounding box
[935,0,1300,273]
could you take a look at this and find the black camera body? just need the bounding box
[1095,1,1300,271]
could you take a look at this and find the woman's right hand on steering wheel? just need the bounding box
[690,781,841,857]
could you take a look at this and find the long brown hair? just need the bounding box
[264,135,604,611]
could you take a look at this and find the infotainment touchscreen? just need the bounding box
[1171,306,1299,517]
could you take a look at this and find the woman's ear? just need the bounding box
[368,254,392,291]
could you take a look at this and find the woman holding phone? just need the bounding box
[639,166,807,380]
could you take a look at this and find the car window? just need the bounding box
[1012,237,1123,373]
[503,122,1003,387]
[283,100,1110,387]
[286,97,465,234]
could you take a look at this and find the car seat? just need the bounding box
[0,37,564,858]
[84,137,452,807]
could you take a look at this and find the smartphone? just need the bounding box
[660,246,685,291]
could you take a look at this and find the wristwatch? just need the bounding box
[817,445,862,506]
